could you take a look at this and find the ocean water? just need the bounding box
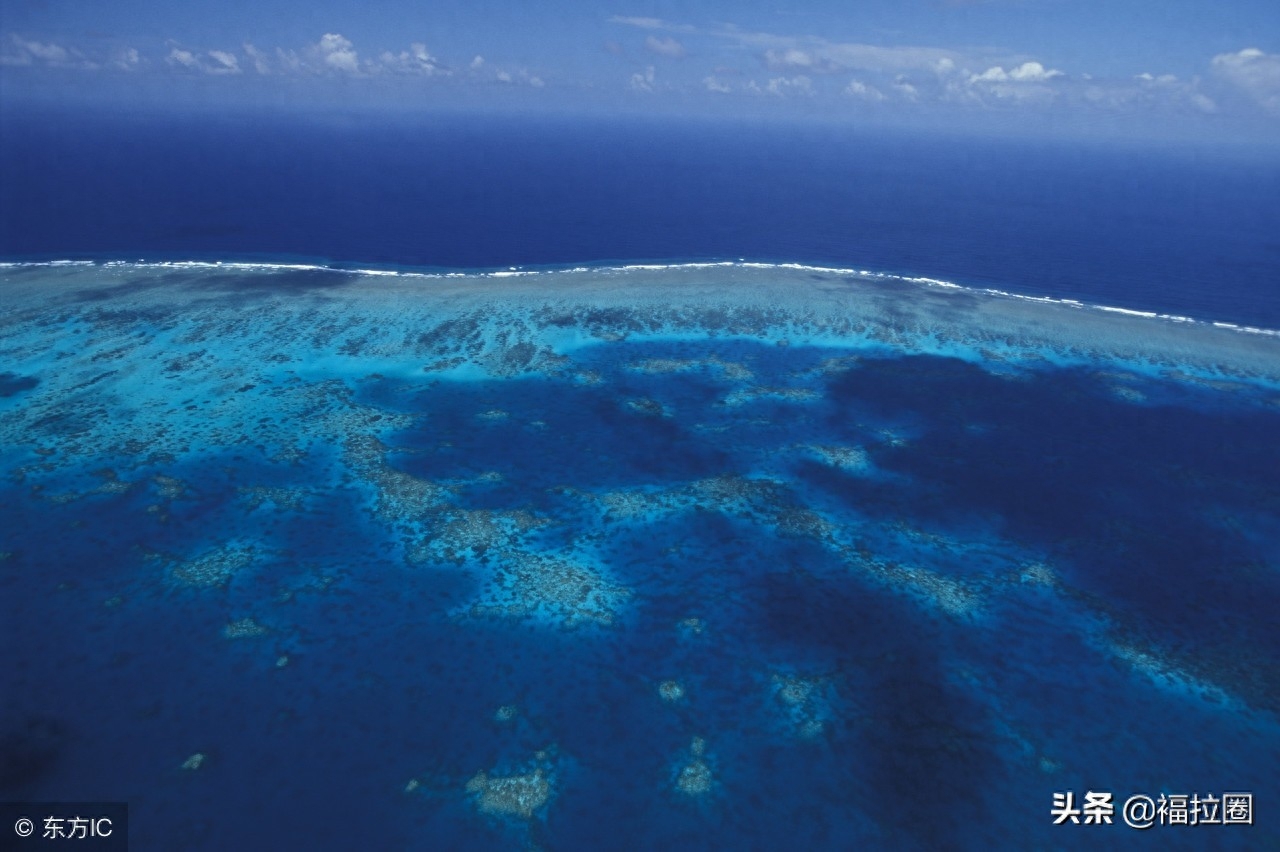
[1,114,1279,851]
[2,110,1279,326]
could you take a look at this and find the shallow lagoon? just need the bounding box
[1,261,1277,849]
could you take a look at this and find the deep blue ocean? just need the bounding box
[1,109,1278,851]
[2,108,1279,326]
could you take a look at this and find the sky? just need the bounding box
[2,0,1279,142]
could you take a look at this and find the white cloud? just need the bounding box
[969,61,1062,85]
[621,17,966,77]
[645,35,686,58]
[962,60,1064,104]
[490,66,544,87]
[845,78,886,101]
[20,38,69,64]
[244,43,271,74]
[380,42,447,75]
[316,33,359,73]
[166,45,242,75]
[113,47,141,70]
[630,65,656,92]
[1081,73,1217,115]
[747,32,962,76]
[612,16,666,30]
[615,17,1109,113]
[763,48,821,71]
[764,75,813,97]
[14,18,1257,132]
[1010,61,1061,82]
[610,16,697,34]
[892,78,919,101]
[823,43,962,75]
[1,34,108,70]
[1190,92,1217,113]
[2,36,97,69]
[166,48,199,69]
[1212,47,1280,111]
[276,47,303,73]
[478,58,545,87]
[969,66,1005,83]
[207,50,241,75]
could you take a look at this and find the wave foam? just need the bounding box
[2,258,1277,338]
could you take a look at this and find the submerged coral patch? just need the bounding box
[624,397,668,417]
[463,550,632,628]
[408,507,546,564]
[629,356,753,381]
[222,617,270,639]
[722,386,820,406]
[770,672,837,740]
[658,680,685,702]
[466,769,551,819]
[677,617,705,637]
[672,737,715,797]
[803,443,870,472]
[238,485,308,512]
[465,753,557,820]
[345,435,454,524]
[675,759,712,795]
[168,544,257,589]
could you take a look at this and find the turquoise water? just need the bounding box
[1,260,1277,849]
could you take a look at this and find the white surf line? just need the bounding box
[0,259,95,267]
[5,258,1279,338]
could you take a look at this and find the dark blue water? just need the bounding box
[2,107,1279,326]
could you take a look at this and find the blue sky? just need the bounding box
[2,0,1278,141]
